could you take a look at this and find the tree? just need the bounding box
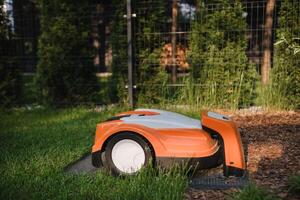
[0,0,22,107]
[91,0,110,72]
[171,0,178,83]
[261,0,275,85]
[35,0,99,105]
[189,0,257,108]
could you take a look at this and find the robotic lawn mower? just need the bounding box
[91,109,246,177]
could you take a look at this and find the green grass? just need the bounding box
[0,107,187,200]
[230,183,279,200]
[1,106,291,200]
[256,81,290,111]
[289,174,300,194]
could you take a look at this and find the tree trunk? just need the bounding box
[171,0,178,84]
[98,15,107,72]
[93,2,108,72]
[262,0,275,85]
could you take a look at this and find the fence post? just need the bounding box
[127,0,134,108]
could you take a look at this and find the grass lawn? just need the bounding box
[0,107,187,200]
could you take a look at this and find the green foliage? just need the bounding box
[231,183,279,200]
[109,0,168,105]
[0,107,187,200]
[188,0,257,109]
[133,0,168,105]
[0,64,22,107]
[108,0,128,104]
[289,174,300,194]
[35,0,99,106]
[0,1,22,107]
[269,0,300,110]
[275,36,300,55]
[256,80,288,110]
[137,49,169,104]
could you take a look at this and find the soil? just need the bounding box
[186,111,300,200]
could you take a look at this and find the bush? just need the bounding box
[188,0,257,109]
[107,0,128,104]
[134,0,168,105]
[0,63,22,107]
[267,0,300,110]
[109,1,168,105]
[35,0,99,106]
[136,48,169,105]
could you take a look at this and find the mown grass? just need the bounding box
[0,107,187,200]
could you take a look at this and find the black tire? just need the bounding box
[104,132,153,176]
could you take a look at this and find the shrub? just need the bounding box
[188,0,257,109]
[108,0,128,104]
[267,0,300,110]
[136,48,169,104]
[35,0,99,106]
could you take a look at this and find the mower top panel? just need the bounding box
[119,109,202,129]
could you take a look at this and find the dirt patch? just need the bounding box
[186,111,300,200]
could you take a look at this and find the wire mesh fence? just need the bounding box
[1,0,299,108]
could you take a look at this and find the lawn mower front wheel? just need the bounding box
[104,132,153,176]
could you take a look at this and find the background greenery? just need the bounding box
[0,0,299,110]
[35,0,100,106]
[257,0,300,110]
[0,0,22,108]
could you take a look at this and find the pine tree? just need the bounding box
[35,0,99,105]
[189,0,257,108]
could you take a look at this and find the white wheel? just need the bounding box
[111,139,146,173]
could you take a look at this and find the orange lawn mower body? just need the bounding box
[92,109,246,176]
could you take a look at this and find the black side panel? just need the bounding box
[156,147,222,170]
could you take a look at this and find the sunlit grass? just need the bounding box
[0,107,187,200]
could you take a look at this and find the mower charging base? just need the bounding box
[64,153,99,174]
[190,172,249,190]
